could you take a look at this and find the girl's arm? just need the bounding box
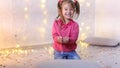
[52,21,62,43]
[69,23,79,44]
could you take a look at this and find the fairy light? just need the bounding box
[40,4,46,9]
[86,26,90,30]
[31,49,34,52]
[43,19,47,23]
[0,0,94,66]
[80,27,82,31]
[81,33,87,40]
[86,2,91,7]
[81,33,86,37]
[24,0,29,20]
[79,41,89,49]
[48,47,54,56]
[43,10,48,15]
[24,6,29,20]
[24,7,28,12]
[0,46,39,58]
[81,22,85,26]
[16,44,20,48]
[40,0,46,9]
[77,0,93,49]
[38,27,45,33]
[44,46,53,56]
[38,27,46,40]
[43,18,48,25]
[40,0,46,4]
[39,0,47,15]
[24,14,29,20]
[78,0,85,3]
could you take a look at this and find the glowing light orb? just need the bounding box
[86,2,91,7]
[24,7,28,12]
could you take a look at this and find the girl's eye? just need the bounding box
[64,8,67,10]
[70,8,74,11]
[64,9,73,11]
[64,8,68,10]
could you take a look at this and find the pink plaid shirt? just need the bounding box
[52,19,79,52]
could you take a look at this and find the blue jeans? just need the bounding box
[54,50,80,59]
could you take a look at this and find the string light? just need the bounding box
[81,33,87,40]
[43,10,48,15]
[43,18,48,25]
[86,2,91,7]
[38,27,46,40]
[0,0,94,64]
[81,22,85,26]
[80,27,82,31]
[78,41,89,49]
[38,27,45,33]
[40,0,46,4]
[24,7,28,12]
[24,14,29,20]
[78,0,85,3]
[16,44,20,48]
[48,47,54,56]
[40,4,46,9]
[86,26,90,30]
[40,0,46,9]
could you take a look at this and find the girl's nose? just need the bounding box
[68,10,71,13]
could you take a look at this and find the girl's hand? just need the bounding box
[57,36,62,43]
[63,37,69,44]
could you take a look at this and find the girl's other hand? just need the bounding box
[57,36,62,43]
[63,37,69,44]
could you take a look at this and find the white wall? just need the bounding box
[0,0,57,49]
[0,0,95,49]
[95,0,120,41]
[0,0,16,49]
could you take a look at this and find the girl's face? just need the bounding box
[62,3,75,21]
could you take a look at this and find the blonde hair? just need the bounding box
[56,0,80,23]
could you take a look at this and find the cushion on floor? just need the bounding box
[84,37,119,46]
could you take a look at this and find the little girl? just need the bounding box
[52,0,80,59]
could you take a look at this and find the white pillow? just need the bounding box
[84,37,119,46]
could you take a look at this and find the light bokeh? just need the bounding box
[0,0,95,49]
